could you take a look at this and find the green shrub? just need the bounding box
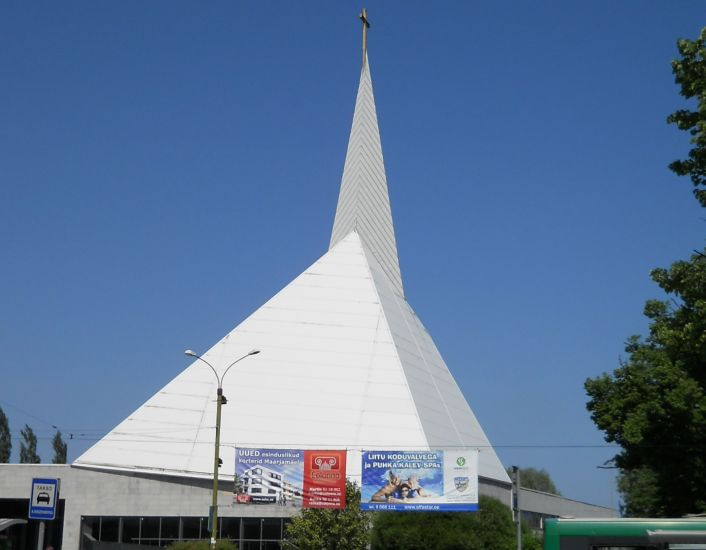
[371,495,518,550]
[168,539,237,550]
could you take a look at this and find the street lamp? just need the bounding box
[185,348,260,549]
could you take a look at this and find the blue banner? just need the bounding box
[234,448,304,506]
[360,450,478,512]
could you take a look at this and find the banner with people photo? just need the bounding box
[360,449,478,512]
[234,448,346,509]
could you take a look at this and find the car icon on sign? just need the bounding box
[37,492,51,504]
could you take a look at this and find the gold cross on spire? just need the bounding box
[360,8,370,67]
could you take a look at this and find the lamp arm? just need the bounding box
[220,352,256,386]
[191,355,219,385]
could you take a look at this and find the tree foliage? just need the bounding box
[616,466,662,517]
[523,528,542,550]
[585,251,706,516]
[668,28,706,206]
[284,480,370,550]
[371,495,534,550]
[52,430,67,464]
[586,27,706,518]
[19,424,40,464]
[506,467,561,495]
[0,407,10,463]
[168,540,236,550]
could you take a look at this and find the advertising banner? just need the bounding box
[234,448,346,509]
[303,450,347,509]
[360,449,478,512]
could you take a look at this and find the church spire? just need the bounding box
[329,10,404,297]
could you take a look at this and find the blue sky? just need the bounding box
[2,2,704,509]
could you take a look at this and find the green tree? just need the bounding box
[668,27,706,206]
[616,466,662,517]
[284,480,370,550]
[371,495,524,550]
[506,467,561,495]
[0,407,11,463]
[585,251,706,516]
[19,424,40,464]
[586,27,706,518]
[52,430,67,464]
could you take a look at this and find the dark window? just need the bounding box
[82,516,100,542]
[79,515,290,550]
[100,517,119,542]
[220,517,240,541]
[139,517,160,545]
[122,517,140,544]
[161,517,180,544]
[241,518,261,542]
[181,517,206,540]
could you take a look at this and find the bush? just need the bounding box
[371,495,518,550]
[168,540,237,550]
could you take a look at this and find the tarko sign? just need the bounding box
[360,450,478,512]
[29,478,60,520]
[234,448,346,509]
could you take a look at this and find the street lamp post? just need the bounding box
[185,348,260,549]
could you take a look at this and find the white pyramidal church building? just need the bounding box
[75,16,510,495]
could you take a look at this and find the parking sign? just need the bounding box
[29,478,60,520]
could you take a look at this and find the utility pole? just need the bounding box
[512,466,522,550]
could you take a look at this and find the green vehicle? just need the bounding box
[543,517,706,550]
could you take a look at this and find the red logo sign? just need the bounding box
[303,450,347,509]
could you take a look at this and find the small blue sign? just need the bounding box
[29,478,60,520]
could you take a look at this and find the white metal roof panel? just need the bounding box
[75,233,426,481]
[75,43,509,488]
[330,54,403,297]
[76,231,508,485]
[362,243,510,483]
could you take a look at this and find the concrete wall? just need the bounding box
[479,475,513,507]
[1,464,616,550]
[1,465,293,550]
[519,487,618,518]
